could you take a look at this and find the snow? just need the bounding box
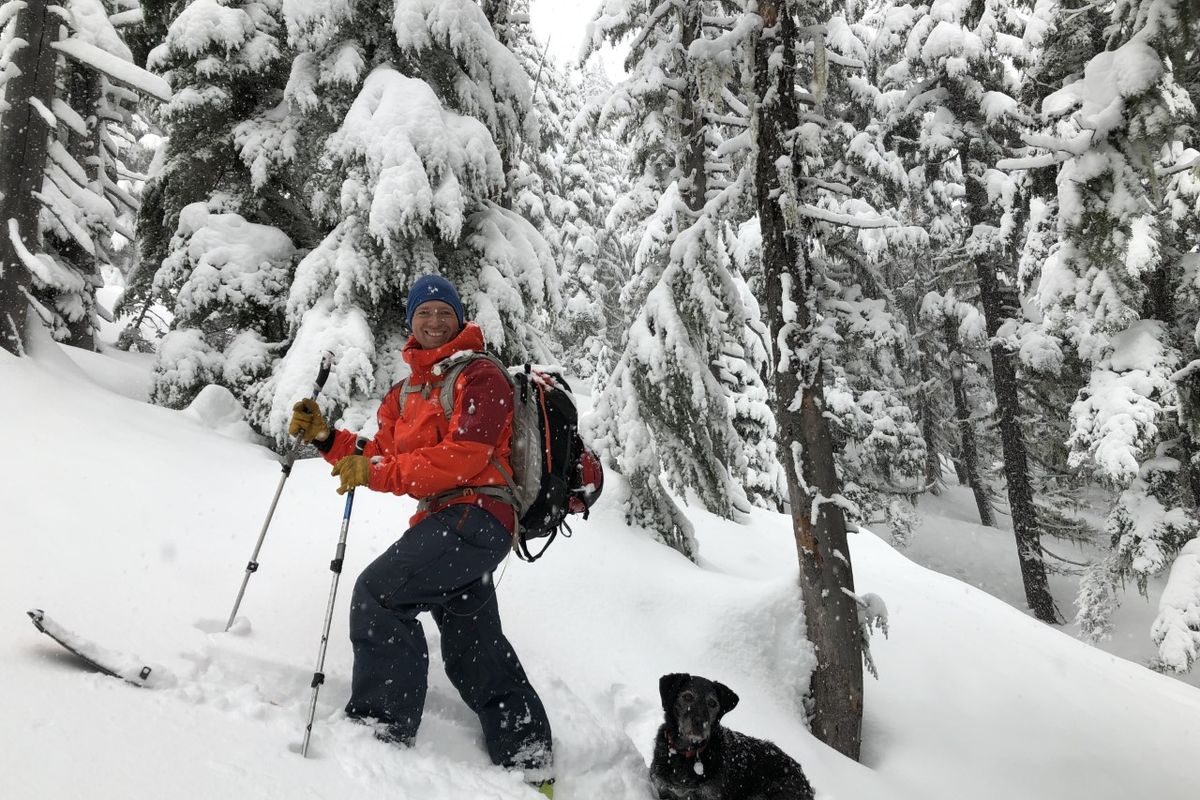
[65,0,133,59]
[52,37,172,103]
[330,66,504,242]
[164,0,256,57]
[7,218,88,292]
[1154,538,1200,673]
[3,329,1200,799]
[1042,41,1163,138]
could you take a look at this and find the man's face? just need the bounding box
[411,300,460,349]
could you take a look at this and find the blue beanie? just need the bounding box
[406,275,465,330]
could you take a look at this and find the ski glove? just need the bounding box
[332,455,371,495]
[289,398,330,443]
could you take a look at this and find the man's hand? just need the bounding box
[289,398,330,443]
[332,455,371,495]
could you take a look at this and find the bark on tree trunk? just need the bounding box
[61,66,105,351]
[0,0,58,355]
[483,0,518,210]
[678,4,706,211]
[918,360,944,495]
[909,302,943,494]
[964,158,1059,623]
[753,0,863,760]
[945,322,994,526]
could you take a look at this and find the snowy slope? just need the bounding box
[889,487,1200,691]
[3,330,1199,800]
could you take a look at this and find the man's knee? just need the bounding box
[349,563,417,635]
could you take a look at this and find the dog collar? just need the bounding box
[666,731,708,759]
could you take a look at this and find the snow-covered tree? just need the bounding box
[488,11,626,384]
[0,0,168,356]
[136,0,314,409]
[552,66,630,385]
[1152,537,1200,674]
[148,203,295,408]
[583,0,783,557]
[1019,0,1200,651]
[749,0,878,759]
[259,0,560,441]
[872,0,1061,623]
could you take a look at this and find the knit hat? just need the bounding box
[406,275,465,330]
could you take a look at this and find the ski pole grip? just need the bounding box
[313,351,333,397]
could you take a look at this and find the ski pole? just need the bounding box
[301,436,367,758]
[225,352,334,632]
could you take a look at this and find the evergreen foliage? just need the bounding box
[584,0,786,557]
[141,0,303,407]
[1022,0,1200,650]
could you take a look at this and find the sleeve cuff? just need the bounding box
[313,431,335,453]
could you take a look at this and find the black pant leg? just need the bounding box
[433,572,553,773]
[344,505,518,743]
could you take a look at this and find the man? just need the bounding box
[289,274,554,796]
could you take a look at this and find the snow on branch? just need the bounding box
[27,96,56,127]
[1067,321,1178,483]
[50,97,87,136]
[844,588,888,678]
[107,7,141,26]
[1152,538,1200,674]
[1042,41,1162,136]
[7,219,88,292]
[997,151,1072,171]
[52,37,171,102]
[328,66,504,243]
[799,202,894,228]
[0,1,25,28]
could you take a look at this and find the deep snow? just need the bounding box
[3,326,1198,800]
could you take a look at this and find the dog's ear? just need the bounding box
[714,681,739,716]
[659,673,690,710]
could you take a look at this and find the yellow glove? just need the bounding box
[332,454,371,495]
[288,398,330,444]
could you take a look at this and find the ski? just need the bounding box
[27,609,172,688]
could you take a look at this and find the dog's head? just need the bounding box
[659,673,739,748]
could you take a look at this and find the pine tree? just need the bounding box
[258,0,559,442]
[1023,0,1200,654]
[750,0,876,759]
[137,0,313,413]
[584,0,784,558]
[872,0,1061,623]
[0,0,167,356]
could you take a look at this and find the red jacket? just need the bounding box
[321,323,516,533]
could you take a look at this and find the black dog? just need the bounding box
[650,673,815,800]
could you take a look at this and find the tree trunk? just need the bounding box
[482,0,517,210]
[911,305,943,494]
[753,0,863,760]
[918,381,943,495]
[0,0,58,355]
[964,158,1059,623]
[678,4,706,211]
[61,66,105,351]
[945,323,994,526]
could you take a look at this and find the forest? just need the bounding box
[0,0,1197,764]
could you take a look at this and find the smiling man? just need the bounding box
[287,274,555,796]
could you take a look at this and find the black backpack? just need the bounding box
[398,353,603,561]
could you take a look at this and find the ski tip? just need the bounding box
[27,608,46,630]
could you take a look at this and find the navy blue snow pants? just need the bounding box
[344,504,552,772]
